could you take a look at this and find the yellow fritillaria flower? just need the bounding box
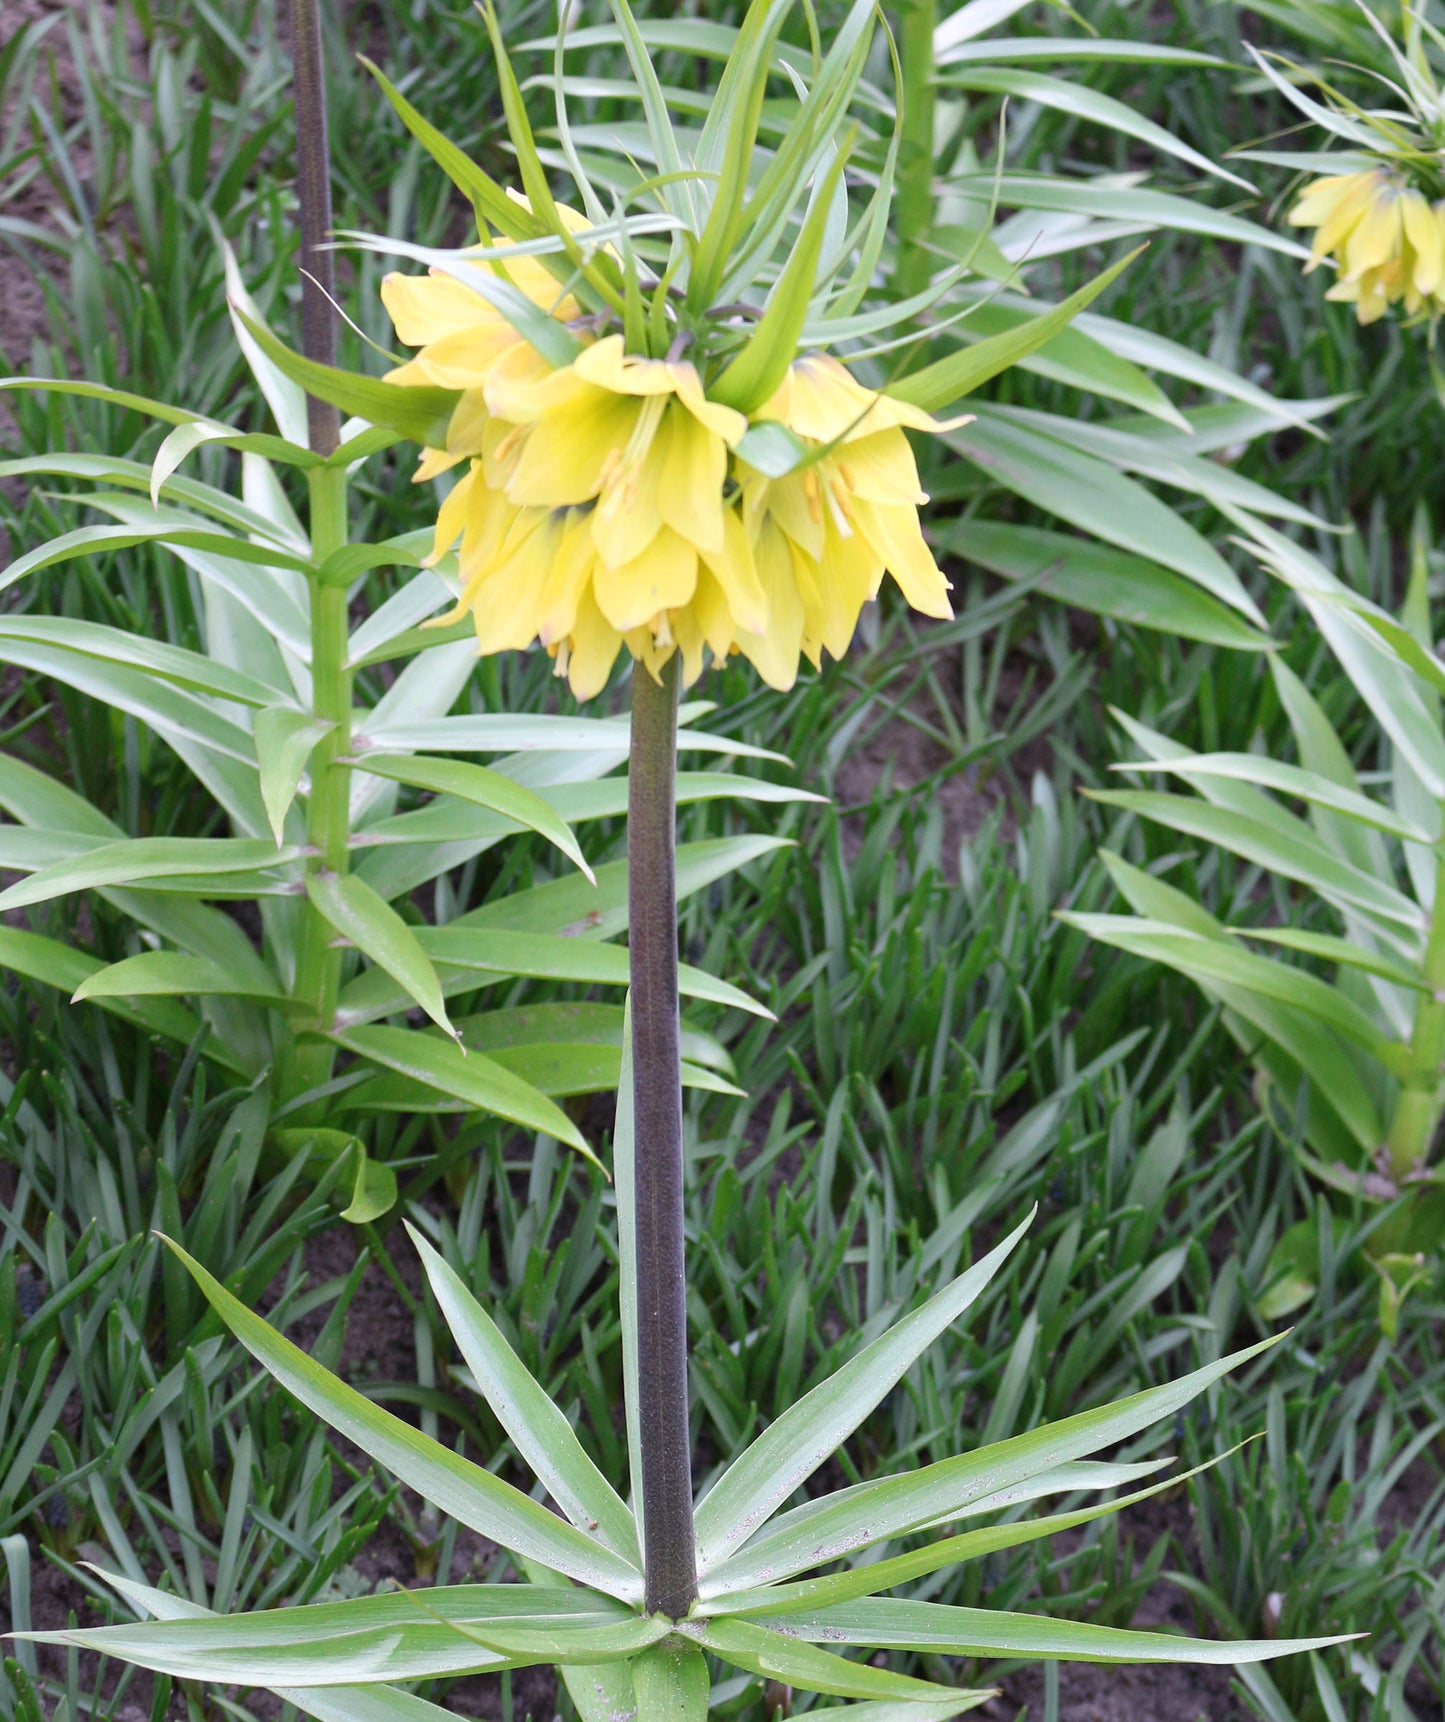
[735,355,961,685]
[1289,167,1445,324]
[389,289,963,696]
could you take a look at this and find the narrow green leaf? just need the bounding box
[695,1213,1033,1572]
[632,1640,711,1722]
[766,1596,1350,1664]
[25,1584,641,1685]
[86,1572,462,1722]
[702,1337,1283,1595]
[711,146,850,413]
[308,871,456,1037]
[232,308,460,446]
[892,251,1139,413]
[341,1146,398,1225]
[256,709,334,844]
[407,1223,639,1563]
[0,838,305,913]
[717,1458,1228,1616]
[333,1023,596,1162]
[157,1240,640,1597]
[1089,790,1425,932]
[1114,752,1431,842]
[72,952,292,1008]
[353,753,594,882]
[683,1618,985,1704]
[947,521,1270,651]
[0,615,283,706]
[0,521,311,595]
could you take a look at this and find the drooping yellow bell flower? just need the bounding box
[1289,167,1445,324]
[380,219,583,480]
[733,354,962,683]
[387,301,963,696]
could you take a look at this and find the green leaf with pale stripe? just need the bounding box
[72,951,292,1008]
[701,1336,1282,1596]
[24,1583,638,1685]
[892,251,1139,414]
[0,615,282,706]
[682,1618,980,1703]
[353,753,594,882]
[632,1641,711,1722]
[765,1597,1349,1665]
[695,1212,1033,1572]
[72,1573,467,1722]
[335,925,770,1026]
[306,871,456,1040]
[1089,790,1424,932]
[154,1240,640,1598]
[334,1023,596,1162]
[0,838,305,912]
[256,709,334,843]
[408,1223,639,1564]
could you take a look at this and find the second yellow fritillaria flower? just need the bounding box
[1290,167,1445,324]
[384,272,962,697]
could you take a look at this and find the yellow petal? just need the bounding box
[670,366,748,446]
[444,390,490,457]
[1310,172,1388,262]
[574,334,678,397]
[657,405,728,555]
[505,392,642,508]
[1288,171,1373,228]
[382,270,496,346]
[415,445,465,483]
[761,353,947,443]
[848,498,953,619]
[732,522,803,691]
[1402,190,1444,295]
[1342,186,1401,279]
[700,507,768,635]
[403,324,522,390]
[592,527,698,632]
[830,428,927,506]
[812,515,879,660]
[425,463,479,564]
[565,587,624,699]
[536,513,598,646]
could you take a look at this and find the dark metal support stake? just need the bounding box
[628,654,698,1620]
[290,0,341,457]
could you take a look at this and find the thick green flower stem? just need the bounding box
[287,465,352,1100]
[628,654,698,1620]
[1386,851,1445,1178]
[894,0,938,304]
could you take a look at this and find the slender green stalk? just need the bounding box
[894,0,938,304]
[627,655,697,1620]
[1386,850,1445,1176]
[284,0,350,1103]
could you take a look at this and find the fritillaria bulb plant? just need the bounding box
[15,0,1349,1714]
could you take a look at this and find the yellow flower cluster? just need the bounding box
[1289,167,1445,324]
[380,252,959,698]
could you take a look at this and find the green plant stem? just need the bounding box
[286,469,352,1101]
[628,654,697,1621]
[894,0,937,304]
[1386,851,1445,1176]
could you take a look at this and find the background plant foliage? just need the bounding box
[1,2,1443,1721]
